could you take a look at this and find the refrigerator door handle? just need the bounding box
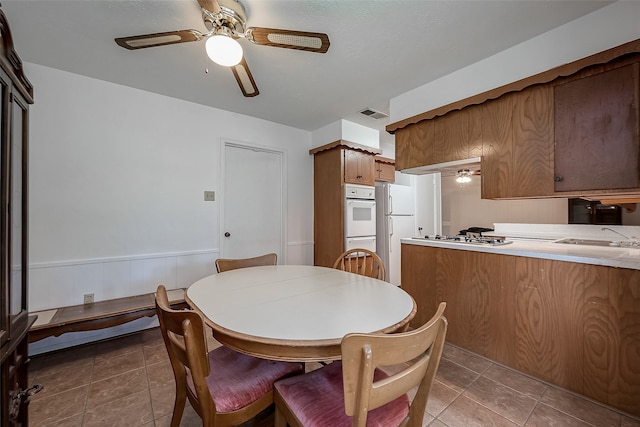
[388,194,393,214]
[388,217,394,252]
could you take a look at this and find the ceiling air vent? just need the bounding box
[360,108,388,120]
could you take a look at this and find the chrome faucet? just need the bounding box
[601,227,638,243]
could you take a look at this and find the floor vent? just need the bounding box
[360,108,388,120]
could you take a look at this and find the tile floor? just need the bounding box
[28,328,640,427]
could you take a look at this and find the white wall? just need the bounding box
[27,63,314,353]
[390,1,640,123]
[393,1,640,234]
[440,176,567,236]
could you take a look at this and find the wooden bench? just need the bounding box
[28,288,188,343]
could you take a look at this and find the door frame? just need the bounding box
[219,139,288,262]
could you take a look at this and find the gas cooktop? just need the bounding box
[413,235,513,246]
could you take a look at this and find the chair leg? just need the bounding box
[274,406,288,427]
[170,387,187,427]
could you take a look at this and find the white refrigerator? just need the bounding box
[376,183,417,286]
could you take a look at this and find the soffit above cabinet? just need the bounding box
[386,38,640,134]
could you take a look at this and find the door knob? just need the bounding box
[224,232,231,237]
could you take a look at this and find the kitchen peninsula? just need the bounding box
[401,224,640,417]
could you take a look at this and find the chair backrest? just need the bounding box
[155,285,216,423]
[333,248,385,280]
[215,252,278,273]
[341,302,447,427]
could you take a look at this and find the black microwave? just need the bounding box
[568,198,621,225]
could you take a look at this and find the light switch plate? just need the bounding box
[204,191,215,202]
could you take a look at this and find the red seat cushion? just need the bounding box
[188,346,304,413]
[275,361,410,426]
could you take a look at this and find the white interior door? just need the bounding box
[221,142,285,261]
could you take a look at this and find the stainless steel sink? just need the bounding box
[554,238,614,247]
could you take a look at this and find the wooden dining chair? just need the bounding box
[154,285,304,427]
[274,302,447,427]
[333,248,385,280]
[215,252,278,273]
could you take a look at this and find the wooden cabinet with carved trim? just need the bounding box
[309,141,381,267]
[374,156,395,182]
[0,8,36,426]
[391,39,640,200]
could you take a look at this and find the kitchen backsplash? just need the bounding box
[440,174,640,236]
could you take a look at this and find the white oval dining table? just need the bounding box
[186,265,417,362]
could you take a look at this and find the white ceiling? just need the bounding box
[2,0,612,132]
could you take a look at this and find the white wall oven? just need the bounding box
[344,184,376,252]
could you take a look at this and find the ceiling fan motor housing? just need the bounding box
[203,0,247,37]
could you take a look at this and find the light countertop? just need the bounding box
[402,223,640,270]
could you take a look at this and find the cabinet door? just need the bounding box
[375,161,395,182]
[394,120,435,171]
[481,94,514,199]
[554,63,640,192]
[512,85,554,197]
[0,68,7,349]
[8,92,29,333]
[343,150,374,186]
[434,109,467,164]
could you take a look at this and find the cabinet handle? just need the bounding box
[554,176,564,182]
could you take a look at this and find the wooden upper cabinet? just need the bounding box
[374,156,395,182]
[394,119,435,170]
[481,86,554,199]
[433,108,481,164]
[554,62,640,192]
[343,149,375,186]
[481,94,514,199]
[511,85,554,197]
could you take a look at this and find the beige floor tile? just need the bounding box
[424,380,461,417]
[86,366,148,409]
[463,376,537,425]
[82,389,154,427]
[26,327,640,426]
[92,347,145,382]
[34,348,95,379]
[94,333,143,361]
[31,362,94,401]
[541,386,621,427]
[622,415,640,426]
[443,344,493,374]
[142,339,169,365]
[29,385,88,426]
[525,403,593,426]
[435,358,481,392]
[483,363,548,400]
[38,413,84,427]
[437,394,519,427]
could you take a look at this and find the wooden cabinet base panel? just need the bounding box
[401,243,640,417]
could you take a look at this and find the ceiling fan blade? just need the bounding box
[115,30,202,50]
[198,0,221,14]
[246,27,330,53]
[231,58,259,97]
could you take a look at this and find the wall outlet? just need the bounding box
[204,191,215,202]
[84,293,94,304]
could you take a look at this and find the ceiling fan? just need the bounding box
[114,0,330,97]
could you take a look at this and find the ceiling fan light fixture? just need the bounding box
[205,34,243,67]
[456,169,472,184]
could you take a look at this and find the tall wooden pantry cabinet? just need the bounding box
[0,8,35,426]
